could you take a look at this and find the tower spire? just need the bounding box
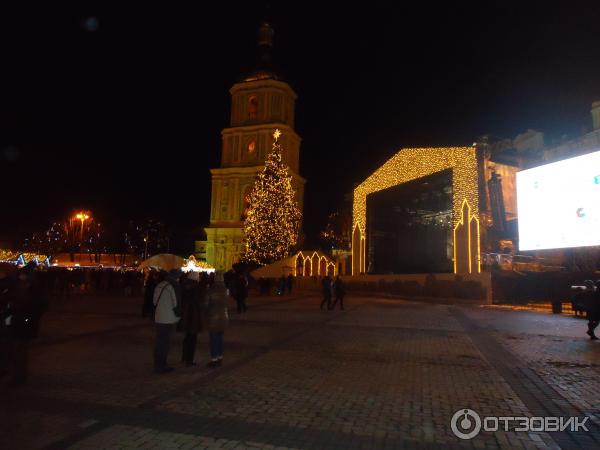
[243,20,280,81]
[257,21,273,49]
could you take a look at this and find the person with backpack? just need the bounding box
[153,271,180,373]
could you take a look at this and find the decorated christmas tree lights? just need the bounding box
[243,129,302,265]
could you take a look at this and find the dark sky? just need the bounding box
[3,3,600,251]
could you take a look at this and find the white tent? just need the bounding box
[251,250,336,278]
[138,254,186,271]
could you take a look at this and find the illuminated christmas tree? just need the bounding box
[244,129,302,265]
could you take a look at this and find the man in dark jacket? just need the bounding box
[142,271,157,318]
[233,273,248,313]
[0,268,15,378]
[331,276,345,310]
[179,274,204,365]
[5,268,47,386]
[320,276,332,310]
[587,280,600,340]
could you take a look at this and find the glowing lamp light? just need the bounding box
[181,256,216,274]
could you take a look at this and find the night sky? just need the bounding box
[3,3,600,252]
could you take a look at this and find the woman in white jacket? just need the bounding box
[153,272,180,373]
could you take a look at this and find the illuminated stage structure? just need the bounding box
[352,147,481,275]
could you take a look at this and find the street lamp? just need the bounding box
[74,212,90,244]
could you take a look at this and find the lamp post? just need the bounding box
[74,212,90,249]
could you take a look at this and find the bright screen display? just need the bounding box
[517,150,600,251]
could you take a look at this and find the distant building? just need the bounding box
[196,22,305,271]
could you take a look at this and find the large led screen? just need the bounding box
[517,150,600,251]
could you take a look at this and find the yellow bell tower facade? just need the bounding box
[197,23,305,271]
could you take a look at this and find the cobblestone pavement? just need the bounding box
[2,293,600,449]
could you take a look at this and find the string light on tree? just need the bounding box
[243,129,302,265]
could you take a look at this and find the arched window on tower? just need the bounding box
[247,140,256,156]
[248,96,258,119]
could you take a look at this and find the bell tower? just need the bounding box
[196,22,305,271]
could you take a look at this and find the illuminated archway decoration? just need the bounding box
[327,262,336,276]
[453,199,481,273]
[295,251,305,276]
[352,147,479,274]
[292,251,337,276]
[303,256,311,276]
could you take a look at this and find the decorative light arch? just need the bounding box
[293,251,337,276]
[352,147,480,274]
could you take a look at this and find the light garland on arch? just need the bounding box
[352,147,480,274]
[0,249,49,264]
[353,147,479,232]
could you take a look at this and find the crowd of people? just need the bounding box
[9,266,145,298]
[0,262,354,385]
[142,269,231,373]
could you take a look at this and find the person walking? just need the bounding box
[320,275,332,310]
[179,273,204,366]
[586,280,600,340]
[153,272,180,373]
[206,273,228,367]
[331,275,345,310]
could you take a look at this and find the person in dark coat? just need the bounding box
[205,273,228,367]
[320,275,332,310]
[179,273,205,365]
[233,273,248,313]
[4,268,47,386]
[223,269,235,296]
[286,274,294,295]
[586,280,600,340]
[142,271,157,318]
[0,268,15,378]
[331,276,345,310]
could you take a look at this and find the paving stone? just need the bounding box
[3,294,600,449]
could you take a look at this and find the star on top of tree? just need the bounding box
[273,129,282,142]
